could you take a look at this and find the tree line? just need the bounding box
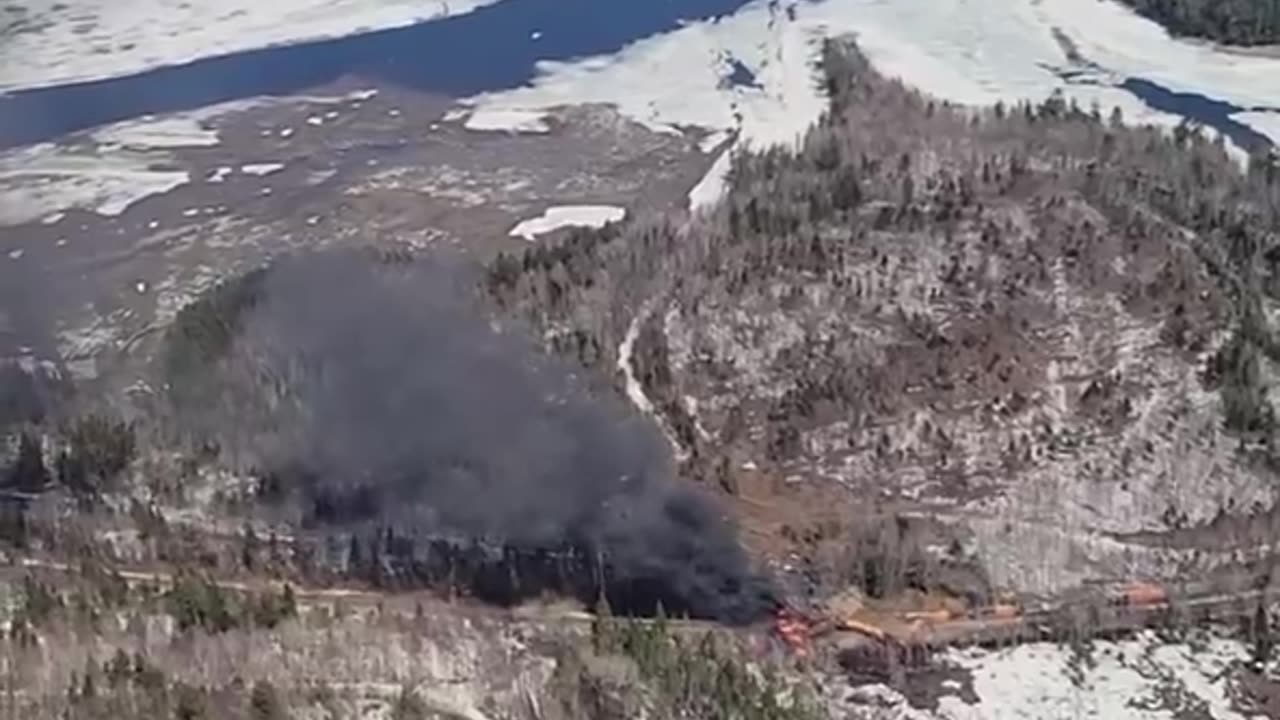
[1118,0,1280,45]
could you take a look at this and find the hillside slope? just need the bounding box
[485,39,1280,601]
[5,35,1280,720]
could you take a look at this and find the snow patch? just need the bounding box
[466,0,826,150]
[306,169,338,186]
[0,0,502,93]
[463,108,552,134]
[937,631,1253,720]
[91,114,220,149]
[1233,111,1280,149]
[617,298,687,461]
[206,166,233,183]
[240,162,285,176]
[698,130,731,153]
[618,302,659,419]
[508,205,626,241]
[0,143,189,226]
[689,146,734,212]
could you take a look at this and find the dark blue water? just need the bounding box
[0,0,753,148]
[724,58,763,89]
[1121,77,1277,154]
[4,1,1274,153]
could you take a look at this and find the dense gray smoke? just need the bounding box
[222,252,775,622]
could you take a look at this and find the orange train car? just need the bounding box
[987,603,1021,620]
[904,608,955,624]
[773,608,814,657]
[1115,582,1168,607]
[838,619,890,643]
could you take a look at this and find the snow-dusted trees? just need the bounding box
[1118,0,1280,45]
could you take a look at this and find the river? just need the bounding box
[0,0,750,148]
[0,0,1274,152]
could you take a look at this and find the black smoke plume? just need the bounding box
[203,251,775,623]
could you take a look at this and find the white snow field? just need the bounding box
[464,0,1280,208]
[0,142,190,226]
[1235,111,1280,148]
[90,115,221,149]
[0,87,391,225]
[688,148,733,212]
[934,632,1257,720]
[0,0,500,94]
[463,108,552,134]
[845,631,1269,720]
[508,205,626,241]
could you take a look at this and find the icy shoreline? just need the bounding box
[462,0,1279,209]
[0,0,500,95]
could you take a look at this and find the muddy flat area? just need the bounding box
[0,78,720,386]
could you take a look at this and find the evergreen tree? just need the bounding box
[248,680,284,720]
[5,431,49,492]
[1250,601,1274,670]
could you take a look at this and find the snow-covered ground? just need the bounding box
[463,108,552,134]
[83,88,378,149]
[0,142,189,225]
[698,130,732,154]
[0,0,500,94]
[462,0,828,150]
[936,631,1258,720]
[688,148,733,212]
[1234,112,1280,150]
[90,115,220,150]
[241,163,286,177]
[6,0,1273,216]
[848,630,1271,720]
[464,0,1280,208]
[0,88,388,225]
[508,205,626,241]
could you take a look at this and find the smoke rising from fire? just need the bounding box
[215,251,775,623]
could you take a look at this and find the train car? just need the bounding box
[839,618,890,643]
[904,608,955,624]
[773,607,813,657]
[1113,581,1168,607]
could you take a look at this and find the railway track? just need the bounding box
[3,557,730,635]
[6,556,1273,659]
[827,586,1276,667]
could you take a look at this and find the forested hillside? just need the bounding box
[1118,0,1280,45]
[485,38,1280,596]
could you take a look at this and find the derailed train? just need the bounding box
[769,581,1181,674]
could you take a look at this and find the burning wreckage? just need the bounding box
[185,252,780,625]
[175,251,1189,667]
[306,525,781,623]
